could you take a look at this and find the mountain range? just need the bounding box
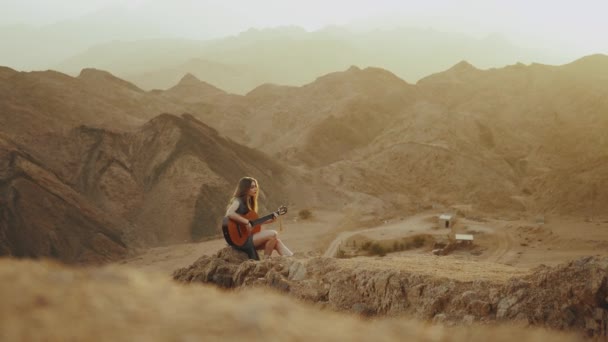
[58,26,550,94]
[1,21,554,94]
[1,54,607,263]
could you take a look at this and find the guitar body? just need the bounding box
[222,211,262,247]
[221,205,287,248]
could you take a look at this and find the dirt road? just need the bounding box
[324,212,443,257]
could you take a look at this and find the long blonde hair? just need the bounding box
[228,177,259,212]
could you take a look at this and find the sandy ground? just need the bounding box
[119,210,608,278]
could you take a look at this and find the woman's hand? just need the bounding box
[246,221,253,233]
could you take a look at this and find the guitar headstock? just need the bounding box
[276,205,288,216]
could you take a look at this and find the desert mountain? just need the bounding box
[67,113,290,245]
[0,135,127,263]
[0,68,295,258]
[1,54,607,261]
[0,67,185,147]
[77,67,142,93]
[0,68,186,261]
[127,57,260,95]
[6,113,291,248]
[415,54,608,214]
[0,111,293,260]
[54,26,546,94]
[161,73,227,103]
[168,55,608,216]
[187,66,418,165]
[560,54,608,79]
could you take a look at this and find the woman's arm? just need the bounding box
[260,212,278,226]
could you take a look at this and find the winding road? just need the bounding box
[324,212,444,257]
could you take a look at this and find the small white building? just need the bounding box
[455,234,474,241]
[438,214,454,229]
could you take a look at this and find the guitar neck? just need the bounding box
[251,212,276,227]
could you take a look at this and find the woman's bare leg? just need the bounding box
[254,230,293,256]
[275,239,293,256]
[253,230,276,245]
[264,238,277,256]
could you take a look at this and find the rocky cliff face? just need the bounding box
[174,249,608,338]
[0,135,127,263]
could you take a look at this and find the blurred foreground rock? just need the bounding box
[0,257,580,342]
[174,248,608,338]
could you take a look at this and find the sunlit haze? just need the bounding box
[1,0,606,59]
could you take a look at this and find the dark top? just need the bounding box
[235,197,250,215]
[231,197,259,260]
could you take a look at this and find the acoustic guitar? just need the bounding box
[222,205,288,247]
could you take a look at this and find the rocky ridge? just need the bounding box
[0,258,579,342]
[174,248,608,338]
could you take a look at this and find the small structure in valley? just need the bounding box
[438,214,454,229]
[454,233,474,244]
[432,213,474,256]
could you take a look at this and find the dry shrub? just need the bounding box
[361,241,372,251]
[369,243,387,257]
[298,209,312,220]
[412,236,426,248]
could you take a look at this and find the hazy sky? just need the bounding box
[1,0,606,57]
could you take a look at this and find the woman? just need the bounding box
[225,177,293,258]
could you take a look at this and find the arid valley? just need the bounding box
[2,3,608,340]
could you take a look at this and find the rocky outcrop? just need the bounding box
[174,250,608,338]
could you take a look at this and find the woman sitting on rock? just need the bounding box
[224,176,293,259]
